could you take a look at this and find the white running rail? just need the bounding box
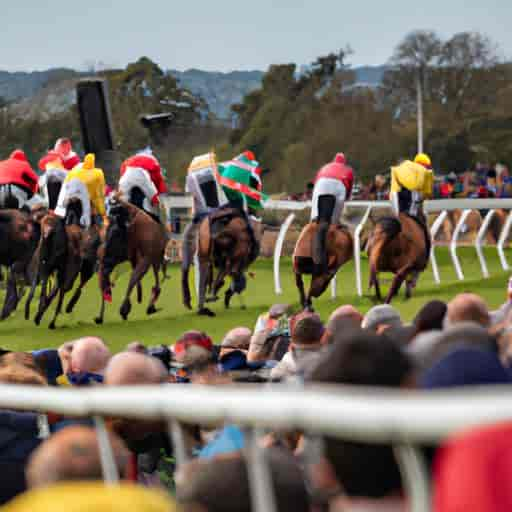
[4,383,512,512]
[161,196,512,297]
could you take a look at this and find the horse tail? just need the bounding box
[46,178,62,211]
[368,216,401,286]
[312,220,329,271]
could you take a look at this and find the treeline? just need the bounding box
[1,31,511,192]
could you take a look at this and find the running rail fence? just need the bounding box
[161,196,512,298]
[3,383,512,512]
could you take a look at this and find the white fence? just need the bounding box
[161,195,512,299]
[4,383,512,512]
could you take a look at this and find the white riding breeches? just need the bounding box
[185,167,226,215]
[310,177,346,223]
[119,166,159,216]
[55,178,91,228]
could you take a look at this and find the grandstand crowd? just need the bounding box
[1,286,512,511]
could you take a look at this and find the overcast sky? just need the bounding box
[2,0,511,72]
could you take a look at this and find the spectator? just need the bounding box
[104,352,166,386]
[26,426,129,488]
[270,313,325,380]
[433,422,512,512]
[3,482,175,512]
[219,327,252,358]
[308,331,413,500]
[445,293,490,329]
[176,449,310,512]
[361,304,402,333]
[327,305,363,335]
[413,300,447,334]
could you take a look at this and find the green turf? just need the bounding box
[0,247,509,353]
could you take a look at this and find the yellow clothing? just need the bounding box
[390,160,433,197]
[3,482,176,512]
[64,154,106,215]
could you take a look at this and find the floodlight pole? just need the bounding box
[416,68,424,154]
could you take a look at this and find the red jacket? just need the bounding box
[0,150,39,195]
[315,162,354,198]
[120,154,168,194]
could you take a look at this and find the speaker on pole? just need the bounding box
[76,78,119,184]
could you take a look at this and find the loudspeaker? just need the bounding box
[76,79,115,154]
[76,79,120,184]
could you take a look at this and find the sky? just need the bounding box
[1,0,511,72]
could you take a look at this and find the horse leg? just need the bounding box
[120,259,150,320]
[146,264,161,315]
[181,222,198,310]
[66,260,95,313]
[307,273,336,312]
[0,268,18,320]
[95,295,106,325]
[405,271,420,300]
[35,276,59,326]
[385,266,412,304]
[48,286,66,330]
[136,281,143,304]
[25,272,39,320]
[295,272,308,310]
[197,259,215,317]
[374,275,383,302]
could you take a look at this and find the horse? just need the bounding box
[96,194,166,324]
[181,208,260,317]
[0,208,41,320]
[27,199,99,329]
[292,222,353,311]
[367,213,430,304]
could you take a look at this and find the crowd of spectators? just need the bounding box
[2,285,512,510]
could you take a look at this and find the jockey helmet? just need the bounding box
[334,153,346,165]
[414,153,432,169]
[9,149,28,162]
[83,153,95,170]
[242,150,256,161]
[54,138,72,156]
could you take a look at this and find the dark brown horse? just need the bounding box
[181,208,260,317]
[367,213,430,304]
[0,208,41,320]
[96,194,166,323]
[293,222,353,311]
[26,199,99,329]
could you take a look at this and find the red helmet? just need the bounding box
[54,138,72,157]
[243,150,256,161]
[10,149,27,162]
[334,153,346,165]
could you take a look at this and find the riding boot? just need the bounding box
[313,221,329,274]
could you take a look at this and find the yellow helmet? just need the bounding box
[414,153,432,169]
[82,153,95,170]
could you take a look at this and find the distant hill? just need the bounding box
[0,65,387,120]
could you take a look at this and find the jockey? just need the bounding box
[310,153,354,272]
[218,151,266,215]
[55,154,106,228]
[119,149,167,221]
[390,153,434,219]
[53,138,80,170]
[38,151,68,209]
[0,150,39,210]
[186,151,227,217]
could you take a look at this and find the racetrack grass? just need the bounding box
[0,246,510,353]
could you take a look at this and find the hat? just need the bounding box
[174,331,214,367]
[362,305,402,331]
[334,152,346,165]
[433,422,512,511]
[291,313,325,345]
[420,346,512,389]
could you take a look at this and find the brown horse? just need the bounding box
[28,199,99,329]
[181,208,260,316]
[96,194,166,323]
[367,213,429,304]
[292,222,353,311]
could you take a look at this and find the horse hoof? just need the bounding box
[120,301,131,320]
[183,301,192,310]
[198,307,215,317]
[94,317,103,325]
[49,322,56,330]
[146,305,157,315]
[34,316,41,326]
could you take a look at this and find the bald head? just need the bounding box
[26,426,129,488]
[446,294,490,328]
[325,305,363,343]
[328,305,363,326]
[220,327,252,357]
[70,337,111,374]
[104,352,167,386]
